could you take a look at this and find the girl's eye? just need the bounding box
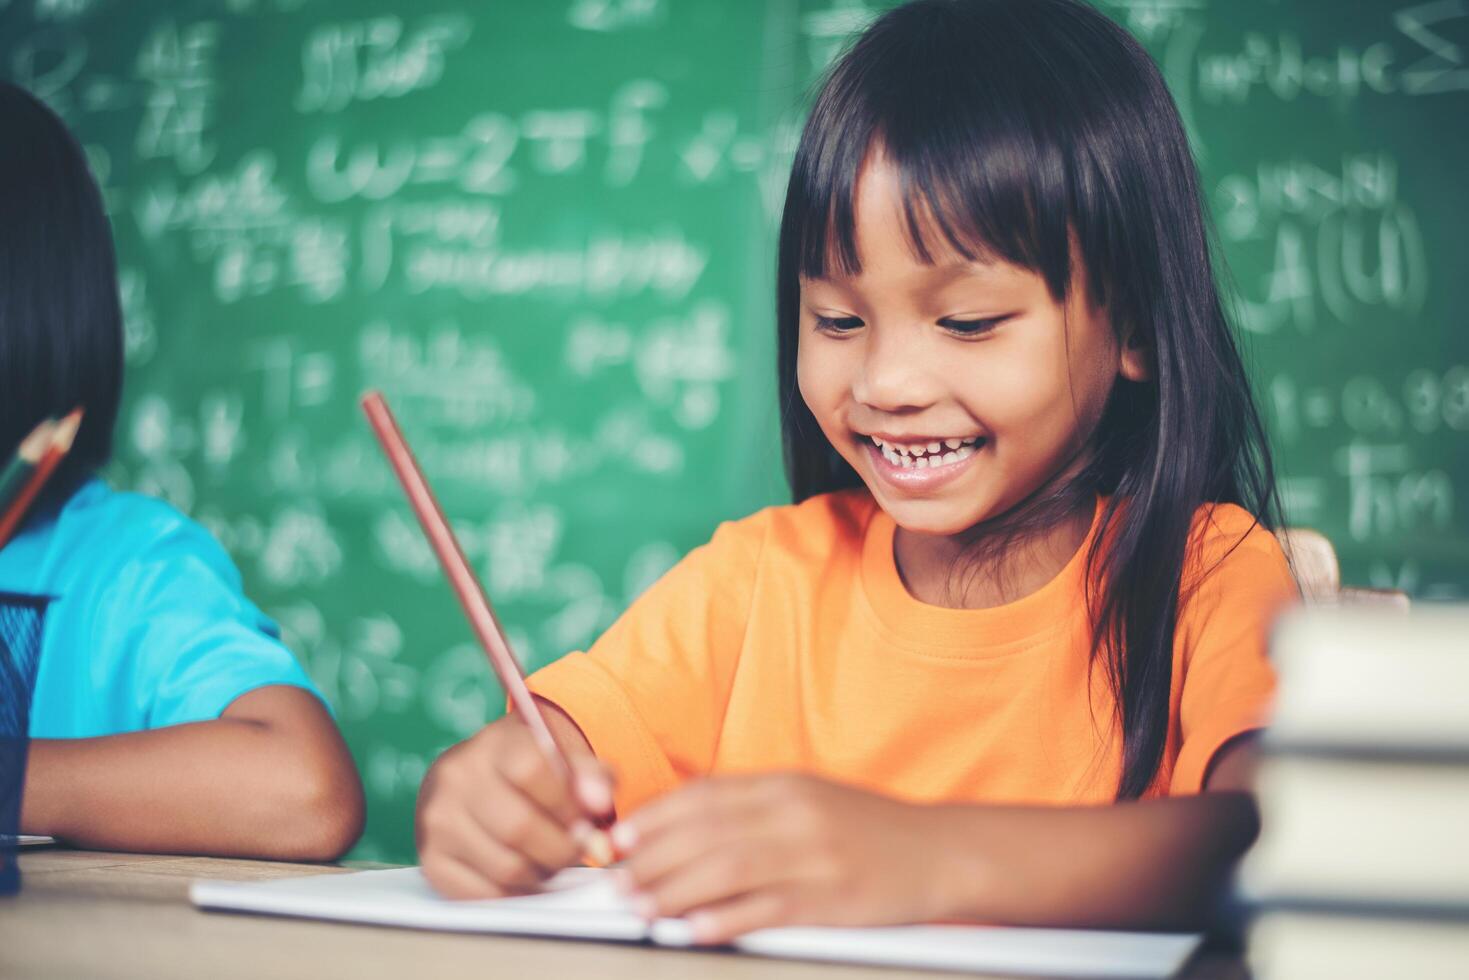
[811,314,1008,336]
[813,314,863,333]
[939,317,1004,337]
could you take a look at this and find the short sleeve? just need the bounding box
[1170,509,1301,794]
[526,513,767,816]
[95,519,326,729]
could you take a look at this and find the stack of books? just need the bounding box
[1243,604,1469,979]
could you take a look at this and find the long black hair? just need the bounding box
[0,82,123,501]
[775,0,1284,799]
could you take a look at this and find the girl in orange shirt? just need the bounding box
[415,0,1299,941]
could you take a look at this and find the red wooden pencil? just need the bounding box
[360,391,614,861]
[0,408,83,551]
[0,417,57,511]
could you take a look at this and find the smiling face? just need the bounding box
[796,149,1147,539]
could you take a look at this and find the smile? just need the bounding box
[868,435,982,467]
[861,434,986,490]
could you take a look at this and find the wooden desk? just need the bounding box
[0,848,1248,979]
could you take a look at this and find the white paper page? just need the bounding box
[705,922,1199,979]
[193,866,1202,977]
[192,866,655,941]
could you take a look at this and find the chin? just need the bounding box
[872,491,990,538]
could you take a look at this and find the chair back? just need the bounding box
[1274,528,1410,608]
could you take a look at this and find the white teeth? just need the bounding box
[870,434,984,467]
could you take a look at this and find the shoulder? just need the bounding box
[1187,501,1287,567]
[61,479,191,533]
[52,480,241,587]
[706,487,875,566]
[1181,500,1297,600]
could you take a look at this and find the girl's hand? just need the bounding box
[612,773,964,944]
[416,715,615,899]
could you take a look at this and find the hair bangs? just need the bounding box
[789,6,1077,300]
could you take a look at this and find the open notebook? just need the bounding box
[191,866,1201,978]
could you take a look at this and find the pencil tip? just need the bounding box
[18,419,57,461]
[582,830,615,868]
[52,408,84,449]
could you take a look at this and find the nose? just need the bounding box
[851,329,939,414]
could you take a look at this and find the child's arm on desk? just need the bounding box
[20,686,365,861]
[614,738,1261,943]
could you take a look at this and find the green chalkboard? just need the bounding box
[1121,0,1469,597]
[2,0,1465,864]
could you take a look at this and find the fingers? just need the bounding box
[471,777,584,875]
[483,723,613,870]
[421,853,507,900]
[617,777,798,920]
[568,754,616,821]
[615,775,764,853]
[683,890,798,946]
[418,717,618,898]
[534,748,616,865]
[620,822,720,904]
[417,759,552,895]
[422,805,549,896]
[631,836,799,922]
[621,815,747,897]
[495,726,616,839]
[494,730,584,828]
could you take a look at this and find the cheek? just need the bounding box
[955,345,1069,432]
[795,344,818,414]
[968,322,1117,438]
[1063,301,1123,415]
[1066,331,1123,421]
[796,337,841,421]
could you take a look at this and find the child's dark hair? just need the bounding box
[0,82,123,499]
[775,0,1283,799]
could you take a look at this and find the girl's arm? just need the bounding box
[19,685,365,861]
[614,738,1263,941]
[927,739,1260,929]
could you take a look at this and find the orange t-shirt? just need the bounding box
[526,489,1299,817]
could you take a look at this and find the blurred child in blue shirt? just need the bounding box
[0,82,363,860]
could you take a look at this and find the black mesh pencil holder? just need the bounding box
[1,592,48,895]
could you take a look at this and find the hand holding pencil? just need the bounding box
[361,391,617,898]
[415,714,618,898]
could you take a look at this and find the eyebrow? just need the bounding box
[802,260,1001,286]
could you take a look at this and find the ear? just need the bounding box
[1117,326,1152,383]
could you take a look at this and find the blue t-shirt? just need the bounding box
[0,479,324,738]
